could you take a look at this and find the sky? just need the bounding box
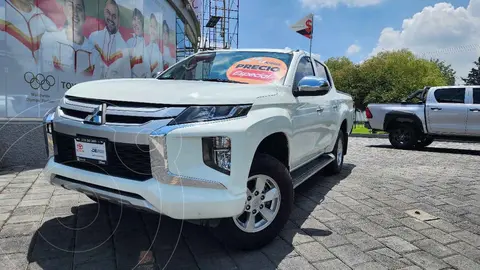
[237,0,479,83]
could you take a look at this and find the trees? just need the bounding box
[430,58,456,86]
[462,56,480,85]
[325,49,448,109]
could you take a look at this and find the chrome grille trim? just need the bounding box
[58,96,186,125]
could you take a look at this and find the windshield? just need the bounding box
[157,51,293,85]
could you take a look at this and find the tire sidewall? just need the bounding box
[389,124,418,149]
[325,131,345,174]
[216,154,293,250]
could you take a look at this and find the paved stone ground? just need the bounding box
[1,137,480,270]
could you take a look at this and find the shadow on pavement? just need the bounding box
[367,144,480,156]
[26,164,354,270]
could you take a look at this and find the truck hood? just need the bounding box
[65,78,279,105]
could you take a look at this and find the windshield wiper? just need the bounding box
[199,78,248,84]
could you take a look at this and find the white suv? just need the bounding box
[43,48,354,250]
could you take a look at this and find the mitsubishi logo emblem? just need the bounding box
[84,103,107,125]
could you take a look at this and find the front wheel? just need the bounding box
[215,153,293,250]
[324,130,345,175]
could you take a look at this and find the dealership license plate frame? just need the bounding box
[74,136,108,165]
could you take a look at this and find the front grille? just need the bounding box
[53,131,152,181]
[59,96,185,125]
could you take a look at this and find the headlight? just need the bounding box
[43,107,57,158]
[168,105,251,125]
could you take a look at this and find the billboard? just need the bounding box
[0,0,176,118]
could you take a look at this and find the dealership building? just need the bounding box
[0,0,201,167]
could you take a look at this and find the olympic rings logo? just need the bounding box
[24,72,56,91]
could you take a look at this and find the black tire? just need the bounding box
[324,131,345,175]
[416,137,434,149]
[388,124,418,149]
[215,153,294,250]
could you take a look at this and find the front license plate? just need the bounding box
[74,137,107,165]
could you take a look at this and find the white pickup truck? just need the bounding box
[42,48,354,250]
[366,85,480,149]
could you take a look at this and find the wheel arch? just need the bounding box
[253,132,290,170]
[384,111,425,134]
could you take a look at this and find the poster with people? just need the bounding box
[0,0,176,118]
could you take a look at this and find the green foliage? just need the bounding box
[430,58,456,86]
[461,57,480,85]
[325,49,448,110]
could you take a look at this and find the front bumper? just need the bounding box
[44,158,246,219]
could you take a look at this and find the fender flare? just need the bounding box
[383,111,425,133]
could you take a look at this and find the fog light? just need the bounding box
[202,136,231,175]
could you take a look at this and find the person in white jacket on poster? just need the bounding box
[146,13,162,77]
[89,0,131,79]
[126,8,149,78]
[40,0,99,83]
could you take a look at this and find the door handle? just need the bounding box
[430,107,442,111]
[470,108,480,112]
[316,107,324,113]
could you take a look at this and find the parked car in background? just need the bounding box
[42,48,354,250]
[365,85,480,149]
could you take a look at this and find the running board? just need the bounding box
[291,153,335,188]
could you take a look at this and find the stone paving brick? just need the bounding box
[353,261,388,270]
[294,241,335,262]
[377,236,419,254]
[419,228,459,245]
[367,214,401,229]
[0,253,29,270]
[447,241,480,262]
[451,230,480,247]
[324,219,362,235]
[313,258,350,270]
[279,228,315,245]
[0,235,31,254]
[329,244,373,267]
[404,251,449,270]
[6,214,43,224]
[311,209,340,223]
[412,239,457,258]
[397,217,433,231]
[366,248,411,269]
[28,257,73,270]
[354,221,393,238]
[389,226,426,242]
[443,254,480,269]
[345,232,384,251]
[228,250,275,270]
[0,222,39,238]
[277,256,316,270]
[425,219,461,233]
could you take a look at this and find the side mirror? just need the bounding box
[293,76,331,97]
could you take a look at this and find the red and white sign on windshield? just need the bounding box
[226,57,288,84]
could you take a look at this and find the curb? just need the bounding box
[350,133,388,139]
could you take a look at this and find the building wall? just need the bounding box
[0,0,200,168]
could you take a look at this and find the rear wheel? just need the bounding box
[388,124,418,149]
[216,153,293,250]
[416,137,434,148]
